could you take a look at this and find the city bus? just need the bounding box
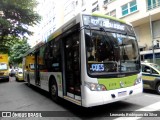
[23,13,143,107]
[0,54,9,82]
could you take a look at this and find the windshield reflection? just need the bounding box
[85,29,140,74]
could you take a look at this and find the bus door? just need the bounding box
[64,33,81,100]
[35,51,40,86]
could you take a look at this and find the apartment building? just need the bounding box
[29,0,64,46]
[30,0,102,46]
[102,0,160,51]
[64,0,82,22]
[30,0,160,53]
[64,0,101,22]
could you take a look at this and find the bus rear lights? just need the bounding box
[85,82,107,91]
[134,77,142,85]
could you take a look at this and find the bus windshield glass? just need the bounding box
[0,63,7,70]
[85,29,140,75]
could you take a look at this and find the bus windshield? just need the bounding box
[0,63,8,70]
[85,29,140,75]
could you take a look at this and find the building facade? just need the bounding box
[102,0,160,51]
[30,0,160,54]
[29,0,64,46]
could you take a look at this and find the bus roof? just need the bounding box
[91,13,126,24]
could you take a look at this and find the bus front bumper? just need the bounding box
[82,83,143,107]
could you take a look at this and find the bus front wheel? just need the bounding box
[49,79,58,102]
[156,83,160,95]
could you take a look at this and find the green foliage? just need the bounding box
[0,0,40,63]
[18,63,22,68]
[0,0,41,41]
[0,36,22,54]
[9,38,30,64]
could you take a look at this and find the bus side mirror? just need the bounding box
[26,66,28,69]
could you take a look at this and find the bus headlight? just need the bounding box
[134,77,142,85]
[85,82,106,91]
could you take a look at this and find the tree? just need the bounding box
[0,0,41,42]
[9,38,30,65]
[0,36,20,53]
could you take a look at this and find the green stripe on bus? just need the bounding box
[92,13,126,24]
[98,75,137,90]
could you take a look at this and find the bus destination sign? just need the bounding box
[90,18,125,30]
[83,15,132,33]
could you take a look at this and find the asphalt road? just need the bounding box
[0,78,160,120]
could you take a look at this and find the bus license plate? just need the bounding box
[118,91,127,97]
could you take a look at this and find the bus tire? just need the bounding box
[156,82,160,95]
[27,75,30,87]
[49,79,58,102]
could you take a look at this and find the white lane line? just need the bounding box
[113,101,160,120]
[144,94,159,98]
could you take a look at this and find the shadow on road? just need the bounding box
[143,89,159,95]
[24,83,50,99]
[0,79,9,83]
[24,83,140,119]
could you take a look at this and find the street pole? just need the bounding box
[149,14,156,63]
